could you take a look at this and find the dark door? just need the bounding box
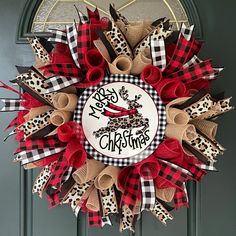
[0,0,235,236]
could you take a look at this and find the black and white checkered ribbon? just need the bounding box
[197,161,217,171]
[44,76,81,93]
[150,36,166,71]
[78,10,89,24]
[66,24,80,68]
[183,55,224,80]
[48,29,68,44]
[180,23,194,41]
[1,99,27,112]
[140,168,156,211]
[15,147,65,165]
[101,216,112,227]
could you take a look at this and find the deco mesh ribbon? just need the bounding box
[0,4,233,233]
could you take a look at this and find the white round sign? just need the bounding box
[82,82,159,158]
[74,74,166,166]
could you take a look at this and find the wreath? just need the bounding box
[0,4,233,232]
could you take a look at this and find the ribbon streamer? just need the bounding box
[48,29,68,44]
[150,198,173,224]
[0,99,27,112]
[44,76,81,93]
[66,24,80,68]
[28,37,51,64]
[15,147,65,165]
[150,36,166,70]
[32,164,54,198]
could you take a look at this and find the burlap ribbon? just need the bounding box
[156,187,176,202]
[52,92,78,112]
[165,93,231,165]
[165,124,197,143]
[50,110,72,126]
[108,55,133,74]
[70,159,120,214]
[190,119,218,140]
[125,22,145,49]
[24,105,52,121]
[166,107,190,126]
[131,48,152,75]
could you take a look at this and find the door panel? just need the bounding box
[0,0,235,236]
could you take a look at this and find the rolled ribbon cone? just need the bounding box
[86,67,104,85]
[57,121,76,142]
[165,124,197,142]
[190,119,218,140]
[52,93,78,112]
[85,48,106,69]
[156,187,176,202]
[50,110,72,127]
[109,55,133,74]
[94,166,120,190]
[72,159,105,184]
[24,105,52,121]
[131,48,152,75]
[166,107,190,125]
[64,139,87,168]
[137,155,160,180]
[140,65,162,87]
[155,79,188,103]
[125,22,144,49]
[86,188,100,212]
[77,67,105,89]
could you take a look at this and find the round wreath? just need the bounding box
[0,4,233,232]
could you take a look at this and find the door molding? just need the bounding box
[16,0,203,43]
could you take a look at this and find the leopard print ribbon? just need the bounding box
[64,160,119,219]
[166,92,233,166]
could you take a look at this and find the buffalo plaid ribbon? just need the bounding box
[184,55,223,80]
[168,60,215,83]
[187,163,207,181]
[140,167,156,211]
[150,36,166,70]
[174,184,189,209]
[46,155,71,191]
[77,23,91,70]
[158,161,189,188]
[41,63,82,78]
[15,135,65,153]
[66,24,80,68]
[87,8,100,22]
[88,211,102,227]
[48,29,67,44]
[0,99,27,112]
[121,167,140,211]
[188,39,202,60]
[164,35,193,75]
[44,75,82,93]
